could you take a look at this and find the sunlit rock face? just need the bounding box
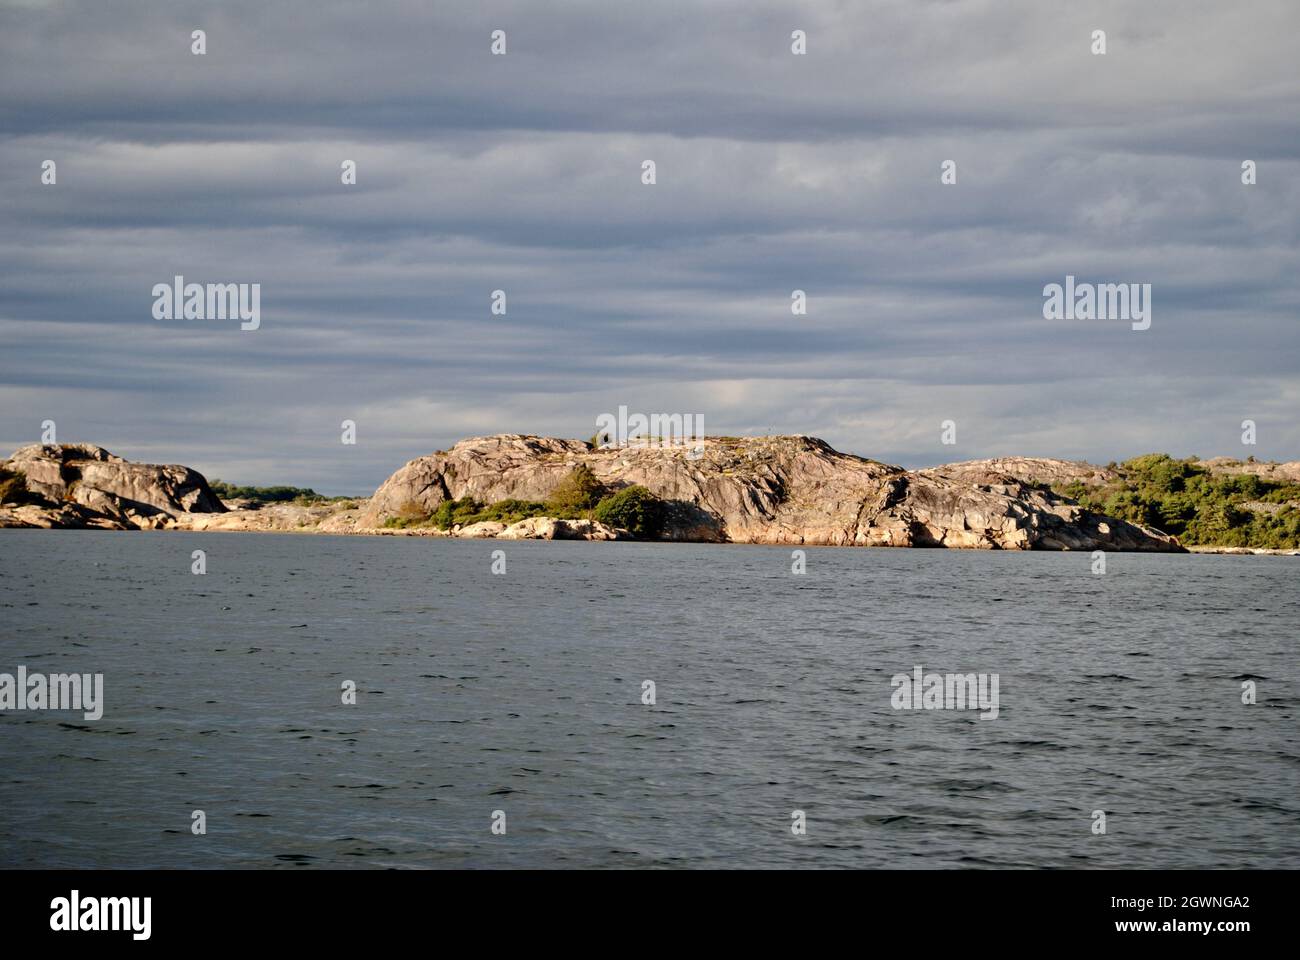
[358,434,1183,551]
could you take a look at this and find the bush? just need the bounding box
[422,497,549,530]
[546,465,604,515]
[430,497,481,529]
[1052,454,1300,548]
[383,499,436,529]
[593,485,664,539]
[391,480,665,538]
[210,479,355,505]
[0,467,38,505]
[471,498,548,525]
[210,479,318,502]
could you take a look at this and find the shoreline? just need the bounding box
[1184,544,1300,556]
[4,523,1298,555]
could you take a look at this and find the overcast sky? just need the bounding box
[1,0,1297,494]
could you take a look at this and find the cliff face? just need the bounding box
[0,443,226,529]
[357,435,1182,551]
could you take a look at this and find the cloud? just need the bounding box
[1,0,1297,492]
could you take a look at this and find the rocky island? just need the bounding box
[4,435,1300,551]
[0,435,1198,551]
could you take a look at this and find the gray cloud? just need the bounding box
[1,0,1297,493]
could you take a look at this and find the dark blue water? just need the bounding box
[1,530,1296,868]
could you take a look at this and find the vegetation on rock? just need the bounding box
[1054,454,1300,549]
[0,467,41,505]
[544,464,604,513]
[592,484,665,539]
[381,466,665,538]
[209,479,352,506]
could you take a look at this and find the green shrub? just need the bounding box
[398,496,550,529]
[472,499,548,525]
[387,481,667,538]
[1052,455,1300,548]
[382,500,438,529]
[430,497,481,529]
[210,479,356,505]
[593,485,664,539]
[210,479,317,502]
[546,465,604,515]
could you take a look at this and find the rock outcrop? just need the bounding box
[360,516,623,540]
[0,443,226,530]
[495,517,622,540]
[0,435,1192,550]
[919,457,1119,488]
[172,499,364,534]
[1196,457,1300,484]
[357,434,1182,551]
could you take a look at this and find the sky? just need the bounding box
[1,0,1297,495]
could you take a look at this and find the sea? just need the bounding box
[1,530,1296,868]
